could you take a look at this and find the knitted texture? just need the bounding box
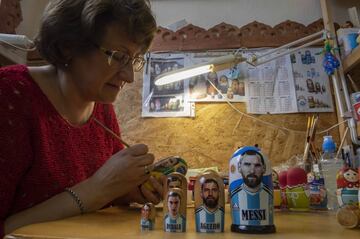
[0,65,123,236]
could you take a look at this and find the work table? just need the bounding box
[6,205,359,239]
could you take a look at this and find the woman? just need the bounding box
[0,0,162,236]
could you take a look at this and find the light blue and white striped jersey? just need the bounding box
[164,214,186,232]
[140,219,153,230]
[230,183,273,226]
[195,205,224,232]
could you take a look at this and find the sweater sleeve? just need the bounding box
[0,71,33,237]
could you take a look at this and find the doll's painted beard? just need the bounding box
[243,173,262,188]
[204,196,219,209]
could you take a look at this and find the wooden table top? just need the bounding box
[6,205,359,239]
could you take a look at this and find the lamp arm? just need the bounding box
[249,37,325,67]
[255,30,325,61]
[0,33,35,51]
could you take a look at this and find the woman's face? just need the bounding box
[68,23,142,103]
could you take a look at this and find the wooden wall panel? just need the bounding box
[114,75,339,172]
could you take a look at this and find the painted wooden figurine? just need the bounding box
[336,167,359,207]
[140,203,156,231]
[164,172,188,206]
[163,188,187,232]
[307,169,327,210]
[229,146,276,233]
[194,171,225,233]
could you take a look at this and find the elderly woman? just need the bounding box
[0,0,162,236]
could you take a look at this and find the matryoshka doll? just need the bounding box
[164,172,188,206]
[163,188,187,232]
[140,203,156,231]
[336,167,359,207]
[229,146,276,233]
[194,171,225,233]
[307,170,327,210]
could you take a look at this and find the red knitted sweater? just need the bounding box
[0,65,123,236]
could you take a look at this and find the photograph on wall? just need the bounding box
[142,53,195,117]
[246,49,298,114]
[187,51,248,102]
[290,47,334,113]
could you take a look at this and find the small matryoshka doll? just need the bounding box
[194,171,225,233]
[229,146,276,233]
[140,203,156,231]
[336,167,359,207]
[307,170,327,210]
[163,188,187,232]
[164,172,188,206]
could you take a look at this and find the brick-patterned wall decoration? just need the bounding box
[0,0,22,34]
[150,19,338,52]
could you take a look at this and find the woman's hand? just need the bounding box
[90,144,155,206]
[114,175,164,205]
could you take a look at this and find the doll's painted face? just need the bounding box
[200,178,220,210]
[168,195,180,218]
[141,204,151,220]
[307,173,315,183]
[272,170,279,183]
[343,169,358,183]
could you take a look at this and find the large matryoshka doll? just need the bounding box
[229,146,276,233]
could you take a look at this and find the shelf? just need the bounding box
[343,45,360,73]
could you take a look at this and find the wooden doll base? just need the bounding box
[231,224,276,234]
[336,206,360,228]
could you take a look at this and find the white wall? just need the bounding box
[151,0,360,29]
[16,0,360,39]
[16,0,49,38]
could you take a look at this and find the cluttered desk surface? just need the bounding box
[5,205,359,239]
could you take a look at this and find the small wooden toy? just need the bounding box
[229,146,276,233]
[163,188,186,232]
[140,203,156,231]
[194,171,225,233]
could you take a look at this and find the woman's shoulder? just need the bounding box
[0,64,36,91]
[0,64,40,111]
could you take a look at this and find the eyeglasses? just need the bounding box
[94,44,145,72]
